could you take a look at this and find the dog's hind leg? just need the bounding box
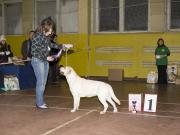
[107,98,118,113]
[98,97,108,114]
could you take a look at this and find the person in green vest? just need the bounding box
[155,38,170,84]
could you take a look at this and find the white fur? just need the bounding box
[60,66,121,114]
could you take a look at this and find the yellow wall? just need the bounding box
[5,0,180,78]
[89,33,180,78]
[6,33,180,78]
[6,35,26,57]
[57,34,89,76]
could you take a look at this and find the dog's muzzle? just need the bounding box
[60,71,64,75]
[59,67,65,75]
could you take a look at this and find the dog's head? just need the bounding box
[59,66,73,76]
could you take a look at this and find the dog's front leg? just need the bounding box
[76,97,80,110]
[71,95,79,112]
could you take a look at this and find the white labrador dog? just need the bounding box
[60,66,120,114]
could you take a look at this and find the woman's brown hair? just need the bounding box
[36,17,55,33]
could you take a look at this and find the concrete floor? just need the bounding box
[0,78,180,135]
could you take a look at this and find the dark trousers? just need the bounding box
[0,71,4,88]
[49,61,58,82]
[157,65,167,84]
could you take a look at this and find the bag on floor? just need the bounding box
[147,71,158,84]
[167,65,178,83]
[4,75,20,91]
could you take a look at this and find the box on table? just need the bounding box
[108,69,124,81]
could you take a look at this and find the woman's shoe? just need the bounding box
[36,104,48,109]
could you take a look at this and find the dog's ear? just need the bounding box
[68,66,73,71]
[59,65,64,69]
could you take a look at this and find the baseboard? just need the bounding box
[82,76,146,82]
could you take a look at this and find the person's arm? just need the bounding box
[49,42,63,50]
[0,48,5,55]
[5,45,13,57]
[21,41,27,59]
[166,47,170,56]
[155,48,158,59]
[49,41,73,51]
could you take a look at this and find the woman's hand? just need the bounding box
[62,44,73,51]
[156,55,166,59]
[5,51,10,55]
[47,56,54,61]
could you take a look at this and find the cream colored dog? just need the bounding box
[60,66,120,114]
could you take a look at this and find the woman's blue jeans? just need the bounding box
[31,57,49,106]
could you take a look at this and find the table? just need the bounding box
[0,63,36,90]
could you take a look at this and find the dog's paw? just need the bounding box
[100,111,106,114]
[113,110,118,113]
[118,101,121,105]
[70,109,76,113]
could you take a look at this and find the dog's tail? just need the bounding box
[109,85,121,105]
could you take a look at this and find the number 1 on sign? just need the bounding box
[144,94,157,112]
[148,99,153,111]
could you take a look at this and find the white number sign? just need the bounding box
[143,94,157,112]
[128,94,142,112]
